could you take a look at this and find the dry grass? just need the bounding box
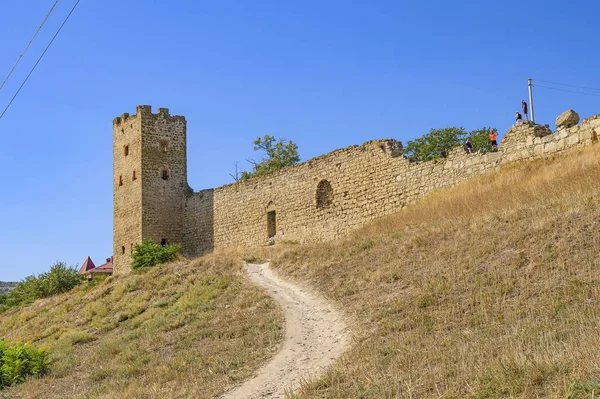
[0,253,283,399]
[268,145,600,398]
[4,145,600,399]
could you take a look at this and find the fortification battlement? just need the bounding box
[113,105,185,125]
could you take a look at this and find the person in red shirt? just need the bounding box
[489,128,498,152]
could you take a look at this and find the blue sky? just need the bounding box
[1,0,599,281]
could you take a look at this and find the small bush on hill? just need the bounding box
[131,239,182,270]
[0,340,48,390]
[0,262,83,312]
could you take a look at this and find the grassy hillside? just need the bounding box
[0,282,17,294]
[0,255,283,398]
[3,144,600,399]
[267,145,600,398]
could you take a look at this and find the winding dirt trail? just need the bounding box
[222,262,350,399]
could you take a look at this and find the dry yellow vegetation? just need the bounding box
[3,143,600,399]
[267,145,600,398]
[0,255,283,399]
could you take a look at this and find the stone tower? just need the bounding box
[113,105,188,273]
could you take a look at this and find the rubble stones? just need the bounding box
[556,109,580,128]
[532,124,552,137]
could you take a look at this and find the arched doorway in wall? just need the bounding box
[266,201,276,238]
[316,180,333,209]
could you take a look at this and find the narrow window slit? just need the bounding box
[267,211,276,238]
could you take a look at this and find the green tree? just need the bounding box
[404,127,467,162]
[2,262,83,310]
[131,239,183,271]
[467,127,495,153]
[40,262,83,297]
[240,135,300,181]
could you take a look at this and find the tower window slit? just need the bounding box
[159,139,169,152]
[267,211,276,238]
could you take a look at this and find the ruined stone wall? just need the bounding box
[187,140,407,250]
[182,189,214,257]
[113,106,600,274]
[180,113,600,255]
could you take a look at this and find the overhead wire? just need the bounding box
[0,0,60,92]
[535,84,600,98]
[534,79,600,92]
[0,0,82,121]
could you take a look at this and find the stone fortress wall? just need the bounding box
[113,106,600,274]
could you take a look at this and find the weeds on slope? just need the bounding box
[0,253,283,399]
[271,145,600,398]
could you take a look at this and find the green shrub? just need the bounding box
[2,263,83,311]
[131,239,182,271]
[0,340,48,389]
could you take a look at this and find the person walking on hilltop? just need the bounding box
[489,128,498,152]
[515,111,523,124]
[522,100,529,121]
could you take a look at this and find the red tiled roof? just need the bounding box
[90,257,113,274]
[78,256,96,274]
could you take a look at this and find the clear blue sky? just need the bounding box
[1,0,599,281]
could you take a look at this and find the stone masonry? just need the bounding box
[113,106,600,274]
[113,106,188,271]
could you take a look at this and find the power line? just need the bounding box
[0,0,60,92]
[0,0,82,121]
[535,79,600,92]
[535,84,600,98]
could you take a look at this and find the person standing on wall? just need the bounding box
[515,111,523,124]
[522,100,529,121]
[489,128,498,152]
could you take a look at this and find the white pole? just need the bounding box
[528,78,535,123]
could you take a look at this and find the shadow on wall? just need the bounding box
[183,188,214,257]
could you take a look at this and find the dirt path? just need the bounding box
[222,262,350,399]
